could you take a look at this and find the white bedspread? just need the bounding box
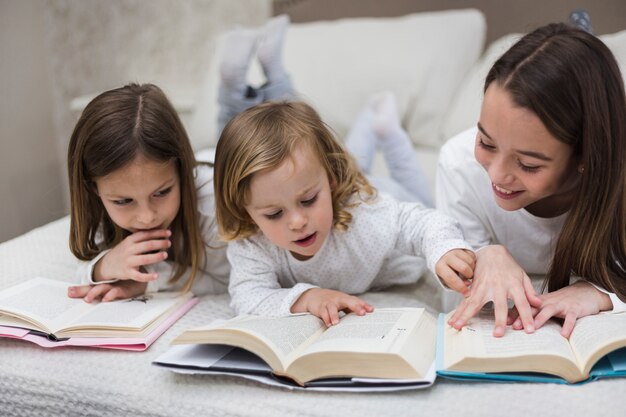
[1,217,624,416]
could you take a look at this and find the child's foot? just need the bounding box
[257,14,290,82]
[569,9,593,34]
[370,92,402,139]
[344,101,378,174]
[220,27,259,94]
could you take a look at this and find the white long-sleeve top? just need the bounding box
[76,164,229,295]
[436,127,626,312]
[227,193,471,316]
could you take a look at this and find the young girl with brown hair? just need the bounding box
[438,22,626,337]
[67,83,229,302]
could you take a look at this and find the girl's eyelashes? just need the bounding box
[112,198,133,206]
[301,194,318,206]
[265,210,283,220]
[261,193,318,220]
[478,135,541,173]
[517,160,541,173]
[477,137,496,151]
[154,186,172,197]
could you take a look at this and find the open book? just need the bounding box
[0,277,197,351]
[437,310,626,383]
[155,306,626,388]
[155,308,438,390]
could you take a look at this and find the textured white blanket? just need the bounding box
[0,217,624,416]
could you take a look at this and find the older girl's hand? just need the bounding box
[448,245,541,337]
[532,281,612,338]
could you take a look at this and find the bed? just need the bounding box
[2,9,626,416]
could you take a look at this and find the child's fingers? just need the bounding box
[492,293,509,337]
[523,276,542,307]
[83,284,114,303]
[458,250,477,269]
[135,238,171,255]
[102,286,123,302]
[132,252,169,272]
[340,296,372,316]
[129,229,171,243]
[320,303,340,326]
[448,256,474,280]
[508,287,535,333]
[67,285,93,299]
[448,297,482,329]
[560,312,578,339]
[437,266,469,294]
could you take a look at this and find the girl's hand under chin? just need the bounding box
[94,229,172,283]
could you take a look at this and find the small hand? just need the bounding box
[531,281,612,339]
[435,249,476,295]
[95,229,172,283]
[290,288,374,326]
[447,245,541,337]
[68,280,148,303]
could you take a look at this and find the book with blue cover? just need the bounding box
[436,310,626,384]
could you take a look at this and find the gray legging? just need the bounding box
[217,74,295,135]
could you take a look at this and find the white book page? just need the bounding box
[450,312,575,363]
[62,292,187,331]
[0,277,187,334]
[0,278,91,332]
[569,313,626,370]
[302,309,419,355]
[222,314,325,360]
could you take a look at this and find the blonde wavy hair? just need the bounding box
[214,100,375,241]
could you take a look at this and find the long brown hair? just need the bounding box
[485,23,626,300]
[67,83,204,290]
[213,100,375,241]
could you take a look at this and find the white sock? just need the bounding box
[257,15,290,83]
[344,101,378,174]
[219,27,258,95]
[374,93,434,206]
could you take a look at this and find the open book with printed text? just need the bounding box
[154,306,626,388]
[156,308,437,390]
[0,277,197,351]
[438,310,626,383]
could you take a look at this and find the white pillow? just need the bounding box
[601,29,626,86]
[440,33,521,141]
[442,28,626,141]
[188,9,486,150]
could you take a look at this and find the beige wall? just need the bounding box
[2,0,624,243]
[275,0,626,44]
[0,1,62,243]
[0,0,271,243]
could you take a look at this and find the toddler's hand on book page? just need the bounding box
[95,229,172,283]
[448,245,542,337]
[291,288,374,327]
[435,249,476,295]
[68,280,148,303]
[532,281,613,339]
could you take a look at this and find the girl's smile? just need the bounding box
[475,84,579,217]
